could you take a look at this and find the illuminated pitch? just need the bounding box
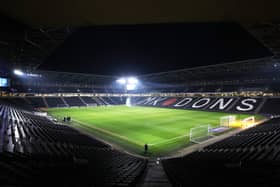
[47,106,264,156]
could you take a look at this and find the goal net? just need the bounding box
[241,116,255,129]
[190,125,213,144]
[220,115,236,127]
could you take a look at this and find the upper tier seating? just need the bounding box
[0,103,147,186]
[260,98,280,115]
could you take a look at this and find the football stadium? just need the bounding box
[0,1,280,187]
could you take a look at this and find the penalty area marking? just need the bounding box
[148,134,189,146]
[71,119,189,148]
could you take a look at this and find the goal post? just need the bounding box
[241,116,255,129]
[220,115,236,127]
[189,124,213,144]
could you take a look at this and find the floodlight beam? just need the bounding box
[127,77,138,84]
[13,69,24,76]
[116,78,126,84]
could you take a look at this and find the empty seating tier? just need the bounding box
[64,97,86,106]
[0,103,146,186]
[45,97,67,108]
[163,118,280,187]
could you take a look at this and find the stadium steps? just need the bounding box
[103,97,117,105]
[255,97,267,114]
[42,97,49,108]
[136,159,172,187]
[99,97,110,105]
[60,97,69,107]
[92,97,103,105]
[64,97,86,106]
[78,96,87,106]
[80,97,98,106]
[45,97,67,107]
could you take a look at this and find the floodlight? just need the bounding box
[116,78,126,84]
[126,84,136,90]
[13,69,24,76]
[127,77,138,84]
[116,77,139,91]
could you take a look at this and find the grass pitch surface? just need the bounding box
[47,106,262,156]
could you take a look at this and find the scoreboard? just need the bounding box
[0,77,9,87]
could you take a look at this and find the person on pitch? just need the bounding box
[144,144,148,153]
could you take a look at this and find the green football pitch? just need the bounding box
[47,106,263,156]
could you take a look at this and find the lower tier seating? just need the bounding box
[0,104,147,186]
[45,97,67,107]
[64,97,86,106]
[80,97,99,105]
[26,97,46,108]
[163,118,280,187]
[1,96,126,109]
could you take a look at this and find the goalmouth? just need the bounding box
[189,124,213,144]
[241,116,255,129]
[220,115,236,128]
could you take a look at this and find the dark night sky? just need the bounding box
[40,22,272,76]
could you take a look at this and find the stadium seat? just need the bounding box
[162,118,280,186]
[0,102,147,186]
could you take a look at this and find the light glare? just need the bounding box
[127,77,138,84]
[116,78,126,84]
[116,77,139,91]
[126,84,136,90]
[14,69,24,76]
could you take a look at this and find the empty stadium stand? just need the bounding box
[26,97,46,108]
[133,96,269,114]
[45,97,68,108]
[3,96,280,118]
[80,96,99,105]
[64,97,86,106]
[3,95,280,186]
[0,103,147,186]
[259,98,280,115]
[162,117,280,187]
[101,97,126,105]
[0,96,127,109]
[1,97,33,110]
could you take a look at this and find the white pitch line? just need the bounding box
[149,134,189,146]
[72,119,188,148]
[71,119,144,146]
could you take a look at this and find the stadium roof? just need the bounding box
[39,22,273,75]
[0,0,280,26]
[0,1,279,76]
